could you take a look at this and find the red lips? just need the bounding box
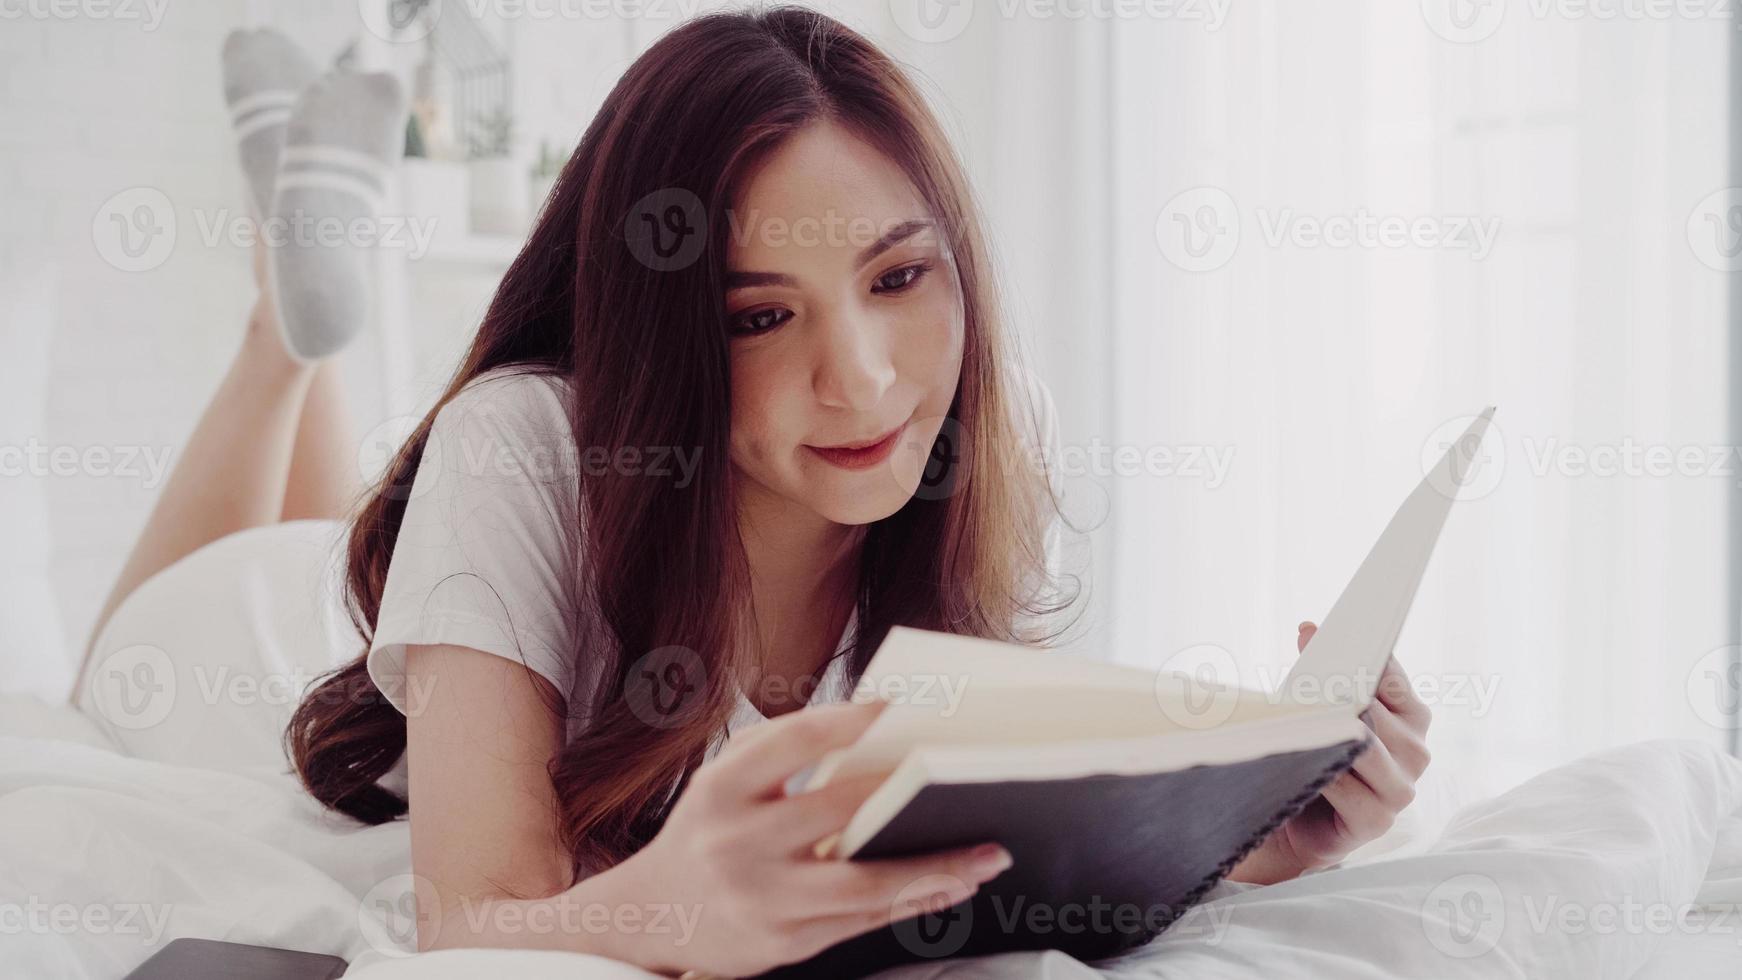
[807,422,908,470]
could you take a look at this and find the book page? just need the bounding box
[1281,408,1495,711]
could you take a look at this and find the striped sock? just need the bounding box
[268,69,408,362]
[221,29,318,217]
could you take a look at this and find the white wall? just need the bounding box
[0,1,383,686]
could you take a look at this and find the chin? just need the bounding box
[807,472,923,526]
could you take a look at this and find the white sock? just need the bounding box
[268,69,408,362]
[221,29,318,217]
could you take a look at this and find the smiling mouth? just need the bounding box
[807,421,909,470]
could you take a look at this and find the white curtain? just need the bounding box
[1101,3,1733,794]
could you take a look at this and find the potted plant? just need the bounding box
[466,108,526,235]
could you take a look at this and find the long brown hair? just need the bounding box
[287,5,1072,878]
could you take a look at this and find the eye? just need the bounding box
[872,261,932,295]
[729,306,793,337]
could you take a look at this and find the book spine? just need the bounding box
[1107,738,1369,957]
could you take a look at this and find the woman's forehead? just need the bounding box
[728,122,931,253]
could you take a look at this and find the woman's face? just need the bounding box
[725,121,964,527]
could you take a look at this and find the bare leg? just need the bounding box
[72,242,335,700]
[281,362,359,522]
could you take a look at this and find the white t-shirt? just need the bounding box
[366,365,1062,784]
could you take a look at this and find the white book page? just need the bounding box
[1281,408,1496,710]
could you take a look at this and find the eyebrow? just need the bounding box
[723,218,935,290]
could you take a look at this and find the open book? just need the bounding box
[764,409,1497,978]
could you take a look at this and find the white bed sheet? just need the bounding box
[2,695,1738,979]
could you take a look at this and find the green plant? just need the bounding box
[532,139,567,179]
[404,113,427,159]
[465,109,514,160]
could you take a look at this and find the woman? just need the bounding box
[73,8,1432,976]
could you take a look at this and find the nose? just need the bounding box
[812,307,897,412]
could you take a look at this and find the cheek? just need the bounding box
[728,352,800,468]
[892,291,965,401]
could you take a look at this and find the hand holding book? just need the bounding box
[1228,621,1435,884]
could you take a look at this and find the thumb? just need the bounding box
[1297,620,1318,654]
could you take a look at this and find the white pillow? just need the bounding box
[0,260,71,700]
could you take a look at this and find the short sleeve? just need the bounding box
[366,371,580,714]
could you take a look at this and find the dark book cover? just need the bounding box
[759,739,1367,979]
[123,938,348,979]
